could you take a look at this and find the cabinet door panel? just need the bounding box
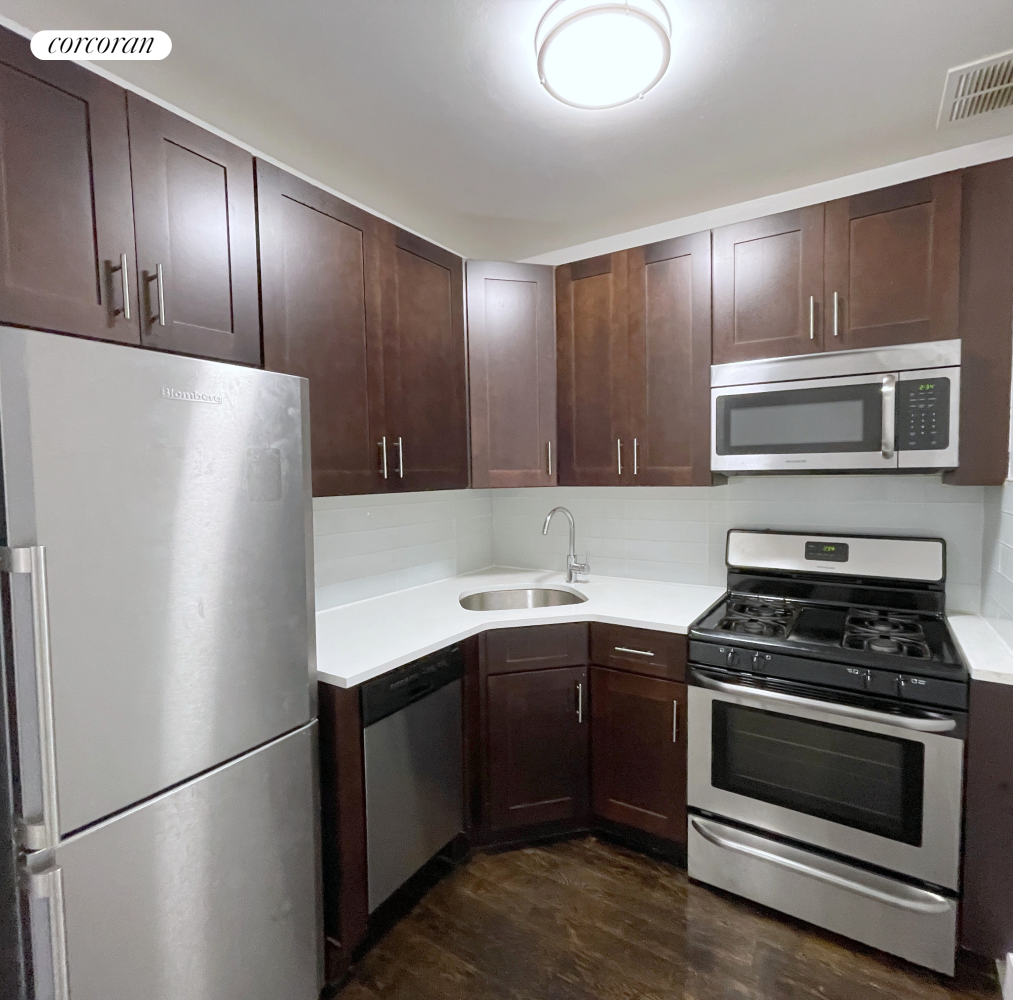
[0,29,138,342]
[824,174,961,350]
[591,668,686,843]
[258,160,384,496]
[128,93,260,364]
[484,623,588,676]
[628,232,712,486]
[380,225,468,491]
[556,253,628,484]
[713,207,824,363]
[467,261,555,487]
[486,666,588,831]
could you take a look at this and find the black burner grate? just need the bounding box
[843,611,930,659]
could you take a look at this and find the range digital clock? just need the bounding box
[804,541,849,562]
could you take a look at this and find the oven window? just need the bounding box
[716,382,884,455]
[711,703,924,845]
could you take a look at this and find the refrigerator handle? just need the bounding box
[1,546,60,850]
[27,864,70,1000]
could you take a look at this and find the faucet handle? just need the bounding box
[569,553,591,584]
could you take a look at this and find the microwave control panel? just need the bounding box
[896,378,950,451]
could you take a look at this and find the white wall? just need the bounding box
[313,475,986,614]
[313,490,492,612]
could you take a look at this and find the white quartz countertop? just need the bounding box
[315,568,725,688]
[947,613,1013,686]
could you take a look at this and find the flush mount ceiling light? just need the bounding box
[535,0,672,110]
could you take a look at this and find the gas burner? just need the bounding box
[845,611,925,639]
[717,617,788,638]
[727,599,795,621]
[842,632,931,659]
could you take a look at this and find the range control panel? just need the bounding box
[896,377,950,452]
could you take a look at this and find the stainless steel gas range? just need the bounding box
[686,529,968,976]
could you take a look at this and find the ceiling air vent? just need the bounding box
[937,49,1013,127]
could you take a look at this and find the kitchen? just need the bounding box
[0,2,1012,999]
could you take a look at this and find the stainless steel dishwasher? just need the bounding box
[360,644,465,912]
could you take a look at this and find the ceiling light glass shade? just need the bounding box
[535,0,672,109]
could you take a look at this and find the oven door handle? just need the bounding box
[694,674,957,732]
[690,818,953,915]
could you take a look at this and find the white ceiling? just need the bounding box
[4,1,1013,261]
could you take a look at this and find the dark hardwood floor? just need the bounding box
[336,836,999,1000]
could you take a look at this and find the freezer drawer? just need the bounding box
[688,815,957,975]
[24,723,322,1000]
[0,327,314,837]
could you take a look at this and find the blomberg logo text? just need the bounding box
[162,387,222,404]
[31,30,172,61]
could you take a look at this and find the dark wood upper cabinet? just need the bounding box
[824,174,961,351]
[127,93,260,365]
[467,261,556,487]
[0,29,138,344]
[486,664,589,832]
[628,232,712,486]
[590,667,687,843]
[257,160,384,496]
[378,223,468,491]
[712,206,825,364]
[556,253,629,485]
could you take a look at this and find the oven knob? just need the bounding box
[895,676,907,697]
[726,649,740,668]
[861,670,873,689]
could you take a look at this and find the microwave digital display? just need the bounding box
[805,541,849,562]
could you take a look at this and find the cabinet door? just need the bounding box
[467,261,556,487]
[824,174,961,350]
[257,160,384,496]
[556,253,629,485]
[591,668,686,843]
[127,93,260,365]
[0,29,138,343]
[712,206,825,364]
[379,224,469,491]
[486,666,588,831]
[628,232,712,486]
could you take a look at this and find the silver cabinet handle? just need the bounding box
[396,436,404,478]
[154,263,166,327]
[615,646,654,657]
[0,546,59,851]
[28,864,70,1000]
[633,438,638,476]
[694,673,956,732]
[808,295,815,340]
[546,441,553,477]
[576,681,583,723]
[833,290,839,337]
[881,374,897,460]
[672,699,678,742]
[118,252,131,321]
[616,439,622,476]
[691,818,952,915]
[379,437,388,479]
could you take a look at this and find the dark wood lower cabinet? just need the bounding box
[486,665,589,832]
[590,667,687,843]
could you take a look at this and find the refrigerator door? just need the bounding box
[25,723,322,1000]
[0,328,314,837]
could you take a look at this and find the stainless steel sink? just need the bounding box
[459,587,588,611]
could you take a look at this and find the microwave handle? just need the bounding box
[881,374,897,460]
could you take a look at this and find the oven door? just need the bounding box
[687,669,964,890]
[711,372,899,472]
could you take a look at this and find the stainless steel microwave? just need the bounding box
[711,340,960,473]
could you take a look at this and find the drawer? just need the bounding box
[484,623,588,676]
[590,623,686,681]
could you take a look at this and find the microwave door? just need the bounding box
[711,372,900,472]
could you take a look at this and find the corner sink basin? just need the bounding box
[459,587,588,611]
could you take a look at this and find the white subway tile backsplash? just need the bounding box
[314,474,990,616]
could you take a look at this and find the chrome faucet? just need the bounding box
[542,506,590,584]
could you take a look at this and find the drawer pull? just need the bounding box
[615,646,654,657]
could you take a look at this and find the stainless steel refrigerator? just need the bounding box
[0,327,322,1000]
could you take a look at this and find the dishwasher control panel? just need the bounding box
[360,643,465,727]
